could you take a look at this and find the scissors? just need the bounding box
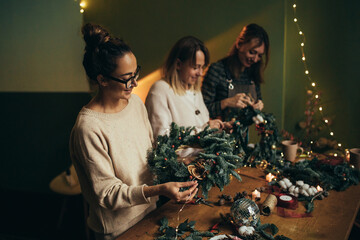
[193,196,214,207]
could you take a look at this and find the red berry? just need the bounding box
[164,158,167,161]
[189,176,193,180]
[197,136,200,139]
[172,145,175,148]
[216,153,219,156]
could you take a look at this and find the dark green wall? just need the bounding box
[0,93,90,192]
[284,0,360,148]
[0,0,87,91]
[0,0,88,193]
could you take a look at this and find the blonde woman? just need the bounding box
[145,36,229,140]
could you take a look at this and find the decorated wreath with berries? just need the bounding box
[229,106,281,168]
[147,123,244,198]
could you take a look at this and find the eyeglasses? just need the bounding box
[105,65,141,89]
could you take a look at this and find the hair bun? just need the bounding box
[82,23,110,51]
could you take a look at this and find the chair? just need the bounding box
[50,165,91,240]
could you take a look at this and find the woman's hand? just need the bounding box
[224,119,235,130]
[208,119,224,129]
[221,93,253,110]
[252,100,264,110]
[161,181,198,203]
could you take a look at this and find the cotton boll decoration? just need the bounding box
[245,226,255,235]
[278,180,287,189]
[296,180,304,186]
[238,226,247,235]
[285,181,293,188]
[238,226,255,236]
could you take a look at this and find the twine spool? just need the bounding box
[261,194,277,216]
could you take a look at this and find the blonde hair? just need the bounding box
[163,36,209,95]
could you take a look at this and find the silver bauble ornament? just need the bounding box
[230,198,260,227]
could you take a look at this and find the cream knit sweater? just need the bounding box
[145,80,210,140]
[70,94,157,235]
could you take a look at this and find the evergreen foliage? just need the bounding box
[156,217,214,240]
[280,157,359,191]
[229,106,281,167]
[148,123,243,198]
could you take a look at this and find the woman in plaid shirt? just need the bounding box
[202,23,270,120]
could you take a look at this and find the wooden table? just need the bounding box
[118,168,360,240]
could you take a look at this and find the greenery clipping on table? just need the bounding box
[281,157,359,191]
[277,157,360,212]
[148,123,243,198]
[255,222,291,240]
[155,217,214,240]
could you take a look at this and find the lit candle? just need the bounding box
[316,185,323,192]
[252,189,261,200]
[345,149,350,162]
[266,173,275,182]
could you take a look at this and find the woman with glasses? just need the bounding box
[202,23,270,120]
[70,24,198,240]
[145,36,230,140]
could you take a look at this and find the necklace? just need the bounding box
[226,78,234,90]
[193,92,201,115]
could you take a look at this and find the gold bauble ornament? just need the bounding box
[256,160,268,169]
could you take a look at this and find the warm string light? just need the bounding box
[79,1,86,13]
[292,1,341,148]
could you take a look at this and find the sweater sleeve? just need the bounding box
[145,81,173,140]
[70,125,150,211]
[201,63,224,118]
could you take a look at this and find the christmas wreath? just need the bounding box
[148,123,243,198]
[229,106,281,168]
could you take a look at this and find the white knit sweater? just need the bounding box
[145,80,210,140]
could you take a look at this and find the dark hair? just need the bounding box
[227,23,270,84]
[164,36,210,94]
[81,23,132,83]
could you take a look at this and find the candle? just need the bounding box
[266,173,275,182]
[316,185,323,192]
[252,189,261,200]
[345,149,350,162]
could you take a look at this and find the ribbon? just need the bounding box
[277,207,312,218]
[277,193,298,210]
[318,155,345,166]
[209,223,220,234]
[268,186,313,218]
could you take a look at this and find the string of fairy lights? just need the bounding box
[291,2,347,157]
[78,1,86,13]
